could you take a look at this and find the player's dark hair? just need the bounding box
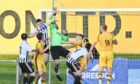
[84,38,89,42]
[36,19,42,23]
[21,33,27,40]
[101,24,107,31]
[36,33,43,41]
[77,34,84,39]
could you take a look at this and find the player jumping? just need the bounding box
[89,25,118,84]
[49,8,71,81]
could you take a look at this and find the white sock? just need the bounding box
[38,77,42,84]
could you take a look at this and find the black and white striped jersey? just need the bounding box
[19,41,32,63]
[32,23,49,45]
[67,48,88,64]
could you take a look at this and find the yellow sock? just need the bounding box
[41,80,46,84]
[41,81,46,84]
[107,73,112,84]
[33,79,38,84]
[107,80,111,84]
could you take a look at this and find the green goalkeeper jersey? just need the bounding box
[50,16,69,46]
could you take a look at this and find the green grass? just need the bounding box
[0,62,16,84]
[0,54,140,84]
[0,55,17,84]
[47,62,67,84]
[0,55,67,84]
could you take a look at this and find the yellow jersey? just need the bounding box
[71,40,84,49]
[35,41,44,61]
[97,32,115,52]
[71,40,86,70]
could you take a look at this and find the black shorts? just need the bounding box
[50,46,70,60]
[19,62,34,73]
[44,45,49,54]
[66,62,79,72]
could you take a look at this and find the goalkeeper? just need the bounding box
[49,9,71,81]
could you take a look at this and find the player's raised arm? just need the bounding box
[89,40,97,52]
[88,40,97,58]
[28,33,36,38]
[48,12,57,23]
[62,41,81,49]
[89,35,99,53]
[48,7,59,24]
[62,41,75,44]
[62,35,79,45]
[28,19,43,38]
[42,45,50,53]
[27,27,38,38]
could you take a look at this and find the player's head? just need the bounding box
[36,33,43,41]
[76,34,84,40]
[100,24,107,33]
[84,38,89,43]
[21,33,27,40]
[36,19,42,28]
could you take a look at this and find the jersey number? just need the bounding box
[105,40,110,46]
